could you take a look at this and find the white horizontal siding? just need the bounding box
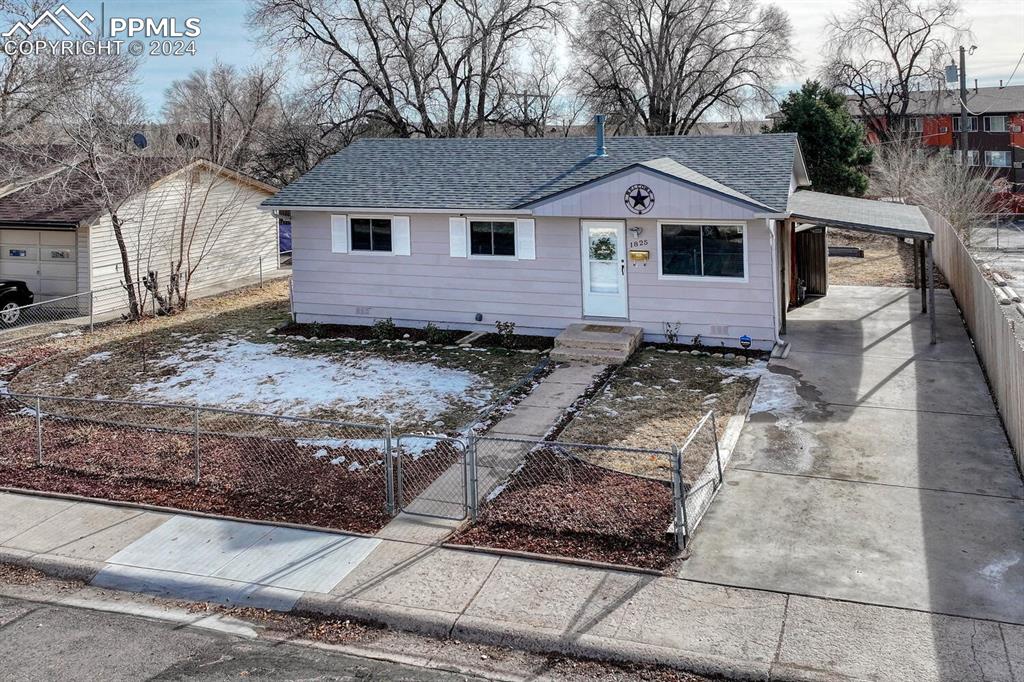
[291,211,778,348]
[88,171,278,315]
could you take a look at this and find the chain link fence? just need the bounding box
[675,411,724,545]
[0,280,153,349]
[456,435,680,568]
[0,393,395,534]
[0,384,725,567]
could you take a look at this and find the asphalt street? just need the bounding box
[0,594,480,682]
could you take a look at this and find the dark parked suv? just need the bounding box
[0,280,34,325]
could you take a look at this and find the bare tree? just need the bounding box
[138,158,265,312]
[500,40,587,137]
[5,81,162,319]
[249,92,361,185]
[249,0,566,138]
[573,0,793,136]
[824,0,967,139]
[162,62,284,170]
[0,1,135,141]
[872,138,1002,244]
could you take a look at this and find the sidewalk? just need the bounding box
[0,491,1019,681]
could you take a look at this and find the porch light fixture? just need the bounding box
[629,226,643,237]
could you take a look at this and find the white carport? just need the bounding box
[785,190,938,344]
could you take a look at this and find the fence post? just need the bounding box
[671,445,687,549]
[259,255,264,288]
[88,291,94,333]
[192,405,201,484]
[710,412,723,485]
[35,397,43,465]
[467,435,478,522]
[384,425,396,515]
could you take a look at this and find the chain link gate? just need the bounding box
[394,434,469,520]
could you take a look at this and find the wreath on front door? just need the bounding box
[590,235,616,260]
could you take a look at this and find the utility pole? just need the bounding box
[959,46,969,161]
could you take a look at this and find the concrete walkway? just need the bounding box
[1,490,1021,681]
[679,286,1024,626]
[378,362,605,544]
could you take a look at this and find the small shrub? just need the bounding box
[495,320,517,349]
[371,317,397,341]
[663,321,681,345]
[307,322,325,338]
[690,333,703,349]
[424,322,447,345]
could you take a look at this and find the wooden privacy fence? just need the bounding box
[924,207,1024,470]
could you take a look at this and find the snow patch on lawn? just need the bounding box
[125,337,493,423]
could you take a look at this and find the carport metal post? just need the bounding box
[88,291,94,333]
[919,241,928,314]
[927,240,936,344]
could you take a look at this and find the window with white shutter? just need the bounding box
[392,216,411,255]
[449,217,468,257]
[330,215,349,253]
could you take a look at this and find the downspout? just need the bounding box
[767,217,785,345]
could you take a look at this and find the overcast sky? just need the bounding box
[36,0,1024,115]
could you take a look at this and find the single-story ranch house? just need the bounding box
[0,159,280,316]
[264,119,936,350]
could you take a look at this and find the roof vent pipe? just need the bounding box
[593,114,607,157]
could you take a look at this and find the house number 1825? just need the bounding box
[629,239,649,248]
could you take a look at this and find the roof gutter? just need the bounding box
[0,220,78,230]
[259,204,533,215]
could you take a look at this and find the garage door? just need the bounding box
[0,229,78,297]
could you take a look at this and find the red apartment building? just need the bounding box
[854,85,1024,191]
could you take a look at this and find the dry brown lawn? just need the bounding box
[558,349,761,482]
[827,229,948,289]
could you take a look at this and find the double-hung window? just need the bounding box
[350,217,393,252]
[985,150,1012,168]
[953,117,978,132]
[660,223,745,279]
[984,116,1008,133]
[469,220,516,257]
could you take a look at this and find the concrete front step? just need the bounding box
[550,347,630,364]
[552,323,644,364]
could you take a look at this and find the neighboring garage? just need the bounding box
[0,228,79,298]
[0,159,279,315]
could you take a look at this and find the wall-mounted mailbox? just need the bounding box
[629,250,650,262]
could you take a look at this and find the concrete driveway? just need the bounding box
[679,285,1024,625]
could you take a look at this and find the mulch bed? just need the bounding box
[277,322,554,351]
[0,403,461,534]
[452,449,678,570]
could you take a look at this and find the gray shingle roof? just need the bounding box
[788,190,933,239]
[635,157,772,210]
[263,134,800,213]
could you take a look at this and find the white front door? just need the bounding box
[581,220,628,318]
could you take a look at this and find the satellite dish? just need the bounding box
[175,132,200,149]
[131,132,148,149]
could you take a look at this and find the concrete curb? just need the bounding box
[448,615,773,681]
[0,547,102,583]
[0,548,774,681]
